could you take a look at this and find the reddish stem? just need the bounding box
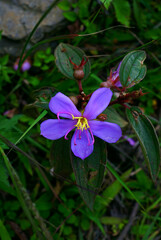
[78,80,83,94]
[120,103,131,109]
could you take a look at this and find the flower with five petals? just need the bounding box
[40,88,122,160]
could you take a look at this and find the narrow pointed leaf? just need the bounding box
[101,216,125,225]
[119,50,147,87]
[126,107,160,180]
[54,43,90,80]
[99,168,132,206]
[71,137,107,210]
[0,220,11,240]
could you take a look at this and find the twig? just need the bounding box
[117,202,139,240]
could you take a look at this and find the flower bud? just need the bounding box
[69,96,78,106]
[73,69,85,80]
[69,57,88,80]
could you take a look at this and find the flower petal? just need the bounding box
[89,120,122,143]
[112,71,122,87]
[49,92,81,119]
[83,88,113,120]
[40,119,76,140]
[71,130,94,160]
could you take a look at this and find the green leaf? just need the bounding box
[20,219,31,230]
[126,107,160,180]
[63,226,72,236]
[71,137,107,210]
[63,12,77,22]
[0,181,15,196]
[0,115,22,149]
[119,50,147,87]
[0,156,9,186]
[58,0,71,11]
[0,55,9,66]
[1,148,53,239]
[78,0,90,19]
[98,168,132,207]
[28,101,49,110]
[106,162,144,208]
[101,216,125,225]
[142,207,161,240]
[0,220,11,240]
[14,110,47,146]
[103,106,128,128]
[79,207,105,234]
[50,137,72,177]
[44,55,55,63]
[133,0,146,29]
[86,138,107,189]
[80,218,90,231]
[35,193,52,211]
[100,0,113,9]
[112,0,131,27]
[54,43,90,80]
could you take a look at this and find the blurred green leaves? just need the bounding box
[33,47,54,70]
[0,55,14,90]
[100,0,131,26]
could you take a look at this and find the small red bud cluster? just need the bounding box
[109,89,148,107]
[97,114,107,121]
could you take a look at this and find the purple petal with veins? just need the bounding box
[71,130,93,160]
[89,120,122,143]
[40,119,76,140]
[49,92,81,119]
[83,88,113,120]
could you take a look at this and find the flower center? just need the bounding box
[72,116,90,131]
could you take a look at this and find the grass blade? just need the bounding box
[15,110,47,146]
[106,161,144,209]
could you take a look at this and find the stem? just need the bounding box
[109,89,147,107]
[77,80,83,94]
[120,103,131,109]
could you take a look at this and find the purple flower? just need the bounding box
[107,61,122,88]
[40,88,122,160]
[21,61,31,72]
[123,135,136,146]
[13,56,31,72]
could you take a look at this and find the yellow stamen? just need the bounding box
[72,115,90,131]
